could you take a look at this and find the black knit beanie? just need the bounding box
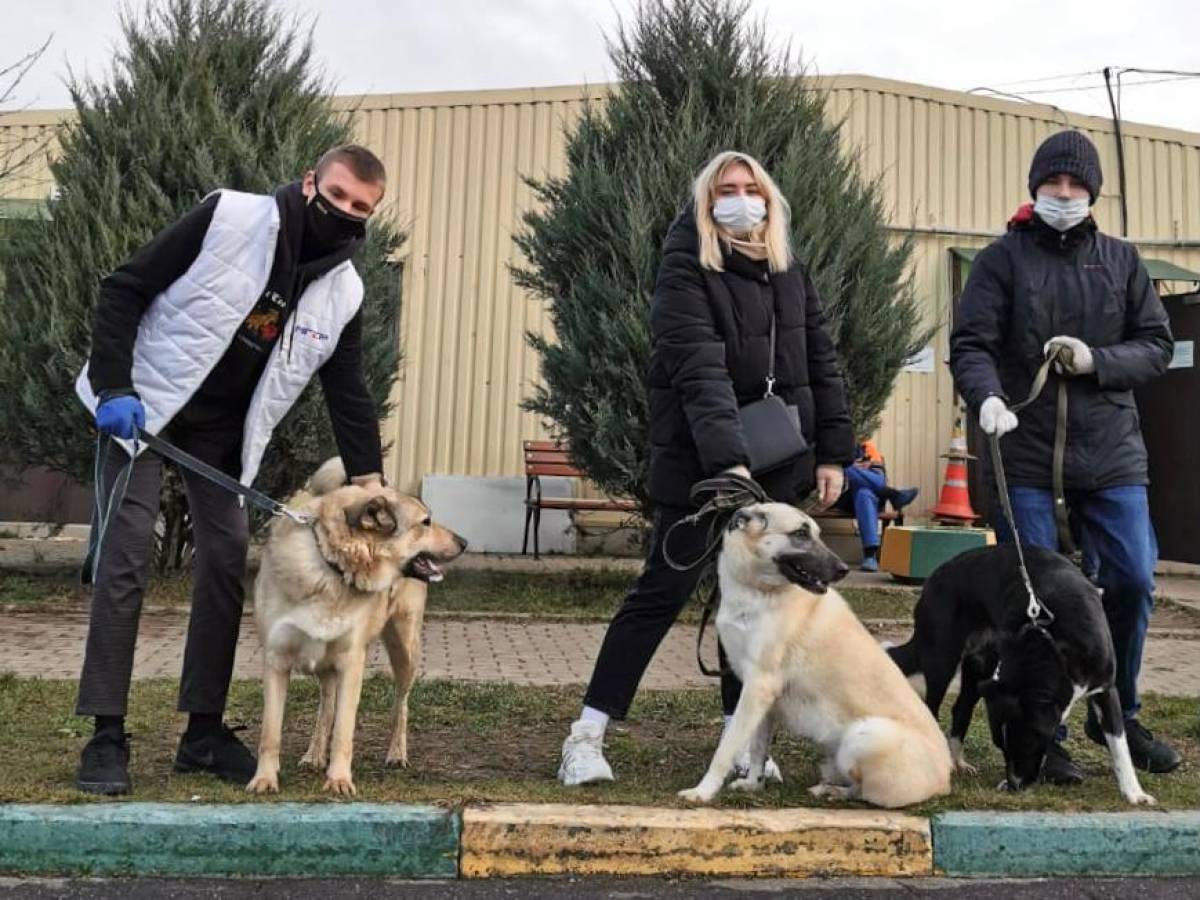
[1028,130,1103,205]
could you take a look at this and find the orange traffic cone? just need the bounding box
[931,415,979,524]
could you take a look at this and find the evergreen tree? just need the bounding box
[516,0,928,509]
[0,0,402,568]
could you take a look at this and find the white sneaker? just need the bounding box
[558,720,615,786]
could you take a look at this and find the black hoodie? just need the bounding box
[86,182,382,478]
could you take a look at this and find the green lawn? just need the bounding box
[8,565,1200,630]
[1,674,1196,813]
[0,566,920,622]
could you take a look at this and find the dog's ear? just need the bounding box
[979,680,1021,720]
[344,495,398,534]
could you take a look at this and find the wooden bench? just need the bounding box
[814,507,905,532]
[522,440,638,558]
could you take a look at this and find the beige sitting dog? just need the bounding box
[679,502,952,809]
[247,458,466,796]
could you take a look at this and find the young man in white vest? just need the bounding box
[73,145,389,795]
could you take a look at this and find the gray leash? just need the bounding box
[83,428,313,584]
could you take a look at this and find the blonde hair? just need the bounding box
[692,151,793,273]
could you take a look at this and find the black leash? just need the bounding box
[83,428,313,584]
[987,346,1081,628]
[661,473,769,678]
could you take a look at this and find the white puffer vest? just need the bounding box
[76,189,364,486]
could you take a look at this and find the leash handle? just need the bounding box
[662,474,769,573]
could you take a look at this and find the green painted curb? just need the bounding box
[933,811,1200,876]
[0,803,460,877]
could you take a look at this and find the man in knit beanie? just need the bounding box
[950,130,1179,785]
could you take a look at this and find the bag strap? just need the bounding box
[764,309,777,398]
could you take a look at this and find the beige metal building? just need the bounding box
[4,74,1200,534]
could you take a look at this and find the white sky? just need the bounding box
[5,0,1200,133]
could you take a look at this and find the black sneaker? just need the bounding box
[76,730,131,795]
[1039,740,1083,785]
[1086,715,1181,774]
[174,724,258,785]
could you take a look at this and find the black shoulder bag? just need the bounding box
[738,310,808,474]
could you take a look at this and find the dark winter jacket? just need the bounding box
[950,210,1172,490]
[645,208,855,508]
[87,182,382,477]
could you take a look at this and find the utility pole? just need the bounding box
[1103,66,1130,237]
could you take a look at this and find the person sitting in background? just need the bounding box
[836,438,918,572]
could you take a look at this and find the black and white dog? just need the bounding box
[887,544,1155,805]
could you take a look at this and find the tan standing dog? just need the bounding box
[247,458,466,795]
[679,502,952,809]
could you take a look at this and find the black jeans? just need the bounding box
[583,505,742,719]
[76,420,249,718]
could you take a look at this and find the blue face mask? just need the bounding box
[1034,193,1090,232]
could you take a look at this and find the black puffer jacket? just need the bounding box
[645,209,855,508]
[950,213,1173,490]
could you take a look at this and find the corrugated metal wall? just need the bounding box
[342,87,599,492]
[824,76,1200,512]
[6,76,1200,509]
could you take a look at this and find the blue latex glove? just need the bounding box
[95,395,145,439]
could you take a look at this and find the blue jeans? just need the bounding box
[994,485,1157,720]
[838,465,887,551]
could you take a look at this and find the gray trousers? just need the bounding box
[76,430,249,717]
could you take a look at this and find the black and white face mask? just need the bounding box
[304,176,368,255]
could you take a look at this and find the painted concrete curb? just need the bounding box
[933,811,1200,876]
[0,803,460,877]
[459,803,932,878]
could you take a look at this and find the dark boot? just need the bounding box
[1039,740,1083,785]
[885,486,920,511]
[175,724,257,785]
[1085,714,1181,773]
[76,729,131,795]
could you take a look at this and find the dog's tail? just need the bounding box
[886,637,920,676]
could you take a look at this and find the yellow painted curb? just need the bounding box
[460,803,932,879]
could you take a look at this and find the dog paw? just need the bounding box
[728,777,763,794]
[245,772,279,794]
[298,752,327,770]
[953,759,978,776]
[677,786,715,804]
[323,774,357,796]
[808,782,854,800]
[384,752,409,768]
[1127,791,1157,806]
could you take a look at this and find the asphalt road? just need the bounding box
[3,877,1200,899]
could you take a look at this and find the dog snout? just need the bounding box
[453,532,469,553]
[832,558,850,582]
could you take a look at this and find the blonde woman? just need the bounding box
[559,151,854,786]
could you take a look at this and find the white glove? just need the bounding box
[979,396,1018,437]
[723,465,752,480]
[1043,335,1095,375]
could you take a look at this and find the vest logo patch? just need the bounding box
[295,325,330,343]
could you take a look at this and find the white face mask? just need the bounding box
[1034,193,1090,232]
[713,195,767,233]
